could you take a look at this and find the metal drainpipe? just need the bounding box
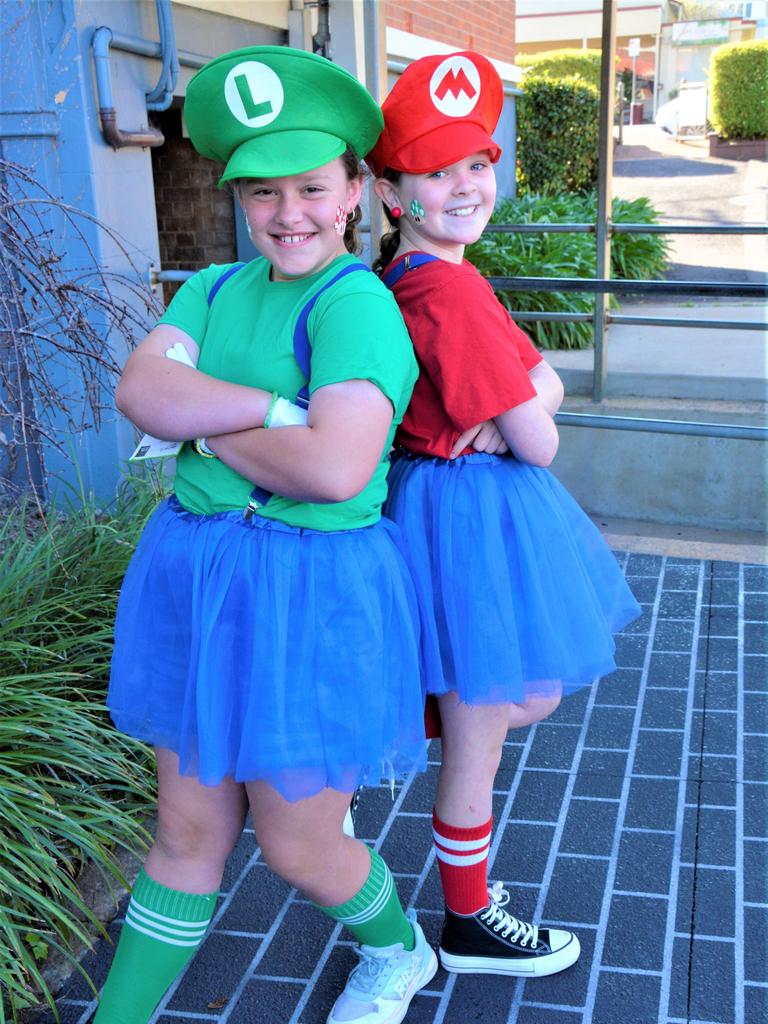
[92,26,165,148]
[313,0,331,57]
[365,1,386,250]
[146,0,179,111]
[92,0,180,151]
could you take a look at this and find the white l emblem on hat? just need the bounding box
[429,56,482,118]
[224,61,284,128]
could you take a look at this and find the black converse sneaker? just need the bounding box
[439,882,580,977]
[342,786,363,838]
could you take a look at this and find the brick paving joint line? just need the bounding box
[37,552,763,1024]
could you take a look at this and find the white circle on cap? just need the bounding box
[224,61,284,128]
[429,56,482,118]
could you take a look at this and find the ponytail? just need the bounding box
[373,225,400,276]
[373,168,403,277]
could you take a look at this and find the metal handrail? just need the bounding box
[555,413,767,442]
[484,222,768,235]
[486,277,767,297]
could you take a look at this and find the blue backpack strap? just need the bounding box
[381,252,438,290]
[247,260,369,514]
[207,262,246,307]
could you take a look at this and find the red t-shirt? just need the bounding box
[385,254,544,458]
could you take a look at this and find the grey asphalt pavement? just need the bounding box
[613,125,767,286]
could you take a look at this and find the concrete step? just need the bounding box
[552,395,767,534]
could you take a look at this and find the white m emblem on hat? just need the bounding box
[224,61,284,128]
[429,56,482,117]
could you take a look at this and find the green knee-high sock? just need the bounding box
[316,847,415,951]
[93,869,217,1024]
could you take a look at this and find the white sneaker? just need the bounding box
[327,910,437,1024]
[342,806,355,838]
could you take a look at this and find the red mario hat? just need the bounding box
[366,51,503,176]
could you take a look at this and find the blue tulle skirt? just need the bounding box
[384,452,641,705]
[108,497,427,801]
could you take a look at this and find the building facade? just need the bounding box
[3,0,521,500]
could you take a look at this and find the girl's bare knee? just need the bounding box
[258,827,299,874]
[534,691,562,720]
[507,687,562,729]
[155,802,245,867]
[259,830,342,891]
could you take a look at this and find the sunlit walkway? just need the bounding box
[45,553,766,1024]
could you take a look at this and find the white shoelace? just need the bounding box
[349,944,399,996]
[480,882,539,948]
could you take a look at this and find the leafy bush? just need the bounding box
[466,193,670,350]
[517,76,601,194]
[709,39,768,139]
[0,478,159,1019]
[517,48,603,89]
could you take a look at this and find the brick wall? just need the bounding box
[151,108,237,304]
[386,0,515,63]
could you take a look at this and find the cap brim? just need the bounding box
[219,131,347,185]
[381,122,501,176]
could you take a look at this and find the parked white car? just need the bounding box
[655,83,708,137]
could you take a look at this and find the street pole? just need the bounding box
[594,0,617,402]
[617,80,624,145]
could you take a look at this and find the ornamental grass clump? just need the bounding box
[466,193,669,350]
[0,478,159,1020]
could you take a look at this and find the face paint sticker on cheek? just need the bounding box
[410,199,425,223]
[334,205,348,236]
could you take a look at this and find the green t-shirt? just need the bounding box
[158,254,417,531]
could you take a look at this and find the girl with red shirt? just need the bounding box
[366,51,641,980]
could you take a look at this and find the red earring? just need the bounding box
[390,206,403,219]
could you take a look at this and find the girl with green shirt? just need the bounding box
[99,46,437,1024]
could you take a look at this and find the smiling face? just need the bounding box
[375,152,496,264]
[237,156,363,281]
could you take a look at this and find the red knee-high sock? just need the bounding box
[432,809,492,916]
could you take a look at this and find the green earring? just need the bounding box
[410,199,425,223]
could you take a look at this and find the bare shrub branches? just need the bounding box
[0,158,162,501]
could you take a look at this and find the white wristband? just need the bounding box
[267,396,309,428]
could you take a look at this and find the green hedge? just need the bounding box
[517,76,601,194]
[516,48,603,89]
[1,479,158,1019]
[466,192,670,350]
[709,39,768,139]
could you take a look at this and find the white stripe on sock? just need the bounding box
[339,870,394,926]
[432,828,492,852]
[434,846,490,867]
[124,917,204,947]
[126,906,208,942]
[128,897,210,932]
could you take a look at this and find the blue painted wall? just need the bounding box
[0,0,281,502]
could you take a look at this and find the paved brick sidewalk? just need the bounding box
[45,553,767,1024]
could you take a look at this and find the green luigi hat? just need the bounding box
[184,45,383,184]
